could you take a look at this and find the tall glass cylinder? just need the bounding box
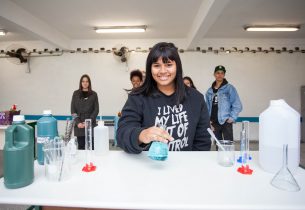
[82,118,96,172]
[241,121,250,164]
[237,121,253,174]
[85,119,92,151]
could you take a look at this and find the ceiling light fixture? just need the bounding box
[244,25,300,32]
[95,25,147,33]
[0,29,7,36]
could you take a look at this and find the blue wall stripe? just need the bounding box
[24,115,260,122]
[236,117,259,122]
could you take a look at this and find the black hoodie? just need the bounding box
[117,87,211,154]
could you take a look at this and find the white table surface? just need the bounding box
[0,151,304,210]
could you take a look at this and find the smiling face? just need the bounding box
[131,76,142,88]
[151,57,177,93]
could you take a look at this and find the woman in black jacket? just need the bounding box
[71,74,99,149]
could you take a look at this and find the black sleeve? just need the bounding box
[192,97,211,151]
[71,91,81,125]
[90,92,99,123]
[117,95,146,154]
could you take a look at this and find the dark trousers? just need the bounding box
[77,136,95,150]
[212,121,234,141]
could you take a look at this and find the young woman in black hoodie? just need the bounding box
[117,42,211,154]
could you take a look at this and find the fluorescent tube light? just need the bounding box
[245,25,300,32]
[0,29,7,36]
[95,26,147,33]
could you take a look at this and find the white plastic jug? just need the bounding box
[94,120,109,155]
[259,99,300,174]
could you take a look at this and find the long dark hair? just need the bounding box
[183,76,197,89]
[131,42,185,104]
[79,74,92,93]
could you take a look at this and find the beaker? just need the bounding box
[216,140,235,167]
[66,137,78,164]
[44,138,71,181]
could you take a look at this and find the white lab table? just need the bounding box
[0,151,304,210]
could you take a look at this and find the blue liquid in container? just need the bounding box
[148,141,168,161]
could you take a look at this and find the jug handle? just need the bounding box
[5,126,16,148]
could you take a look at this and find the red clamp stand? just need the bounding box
[82,162,96,172]
[237,165,253,175]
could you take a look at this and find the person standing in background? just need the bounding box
[119,69,144,117]
[183,76,197,89]
[205,65,242,143]
[71,74,99,150]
